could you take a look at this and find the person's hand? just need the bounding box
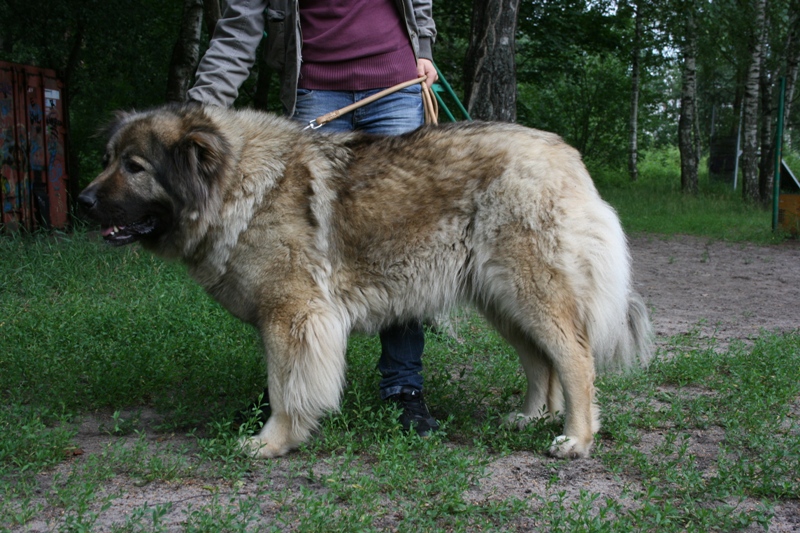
[417,58,438,88]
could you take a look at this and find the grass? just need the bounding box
[1,161,798,530]
[591,147,791,242]
[0,232,266,420]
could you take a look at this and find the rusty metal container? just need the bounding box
[0,61,71,231]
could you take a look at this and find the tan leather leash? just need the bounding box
[421,77,438,125]
[304,75,438,130]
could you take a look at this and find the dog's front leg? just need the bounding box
[241,302,348,458]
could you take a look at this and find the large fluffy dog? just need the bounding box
[78,103,652,459]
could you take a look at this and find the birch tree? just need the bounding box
[628,0,643,181]
[678,1,699,194]
[740,0,767,203]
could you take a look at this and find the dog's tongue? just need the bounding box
[101,225,122,237]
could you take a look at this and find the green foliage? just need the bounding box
[0,403,75,474]
[519,53,631,167]
[596,333,800,529]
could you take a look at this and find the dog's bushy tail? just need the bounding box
[596,291,654,372]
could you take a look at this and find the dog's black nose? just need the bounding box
[77,189,97,210]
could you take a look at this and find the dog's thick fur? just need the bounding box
[79,103,652,459]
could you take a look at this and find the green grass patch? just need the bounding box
[593,333,800,531]
[0,230,266,423]
[591,147,782,242]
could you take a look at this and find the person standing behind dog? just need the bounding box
[187,0,441,436]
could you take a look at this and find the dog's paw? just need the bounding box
[505,412,535,430]
[547,435,591,459]
[238,436,290,459]
[506,407,555,430]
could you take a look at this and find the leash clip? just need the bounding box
[304,119,322,131]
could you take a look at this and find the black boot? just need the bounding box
[388,387,439,436]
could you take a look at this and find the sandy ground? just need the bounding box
[13,235,800,532]
[631,234,800,345]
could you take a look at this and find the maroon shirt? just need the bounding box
[298,0,418,90]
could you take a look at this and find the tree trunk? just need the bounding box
[758,32,775,206]
[464,0,520,121]
[203,0,221,38]
[741,0,767,203]
[628,0,642,182]
[782,2,799,149]
[166,0,204,103]
[679,6,698,194]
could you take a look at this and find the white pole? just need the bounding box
[733,105,743,190]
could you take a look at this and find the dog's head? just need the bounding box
[78,104,230,251]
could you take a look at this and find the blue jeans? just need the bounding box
[291,86,426,399]
[292,85,425,134]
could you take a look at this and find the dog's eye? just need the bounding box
[102,153,110,169]
[125,160,145,174]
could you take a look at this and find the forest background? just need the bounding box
[1,0,798,208]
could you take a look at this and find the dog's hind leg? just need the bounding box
[543,331,598,459]
[481,278,597,458]
[515,314,597,459]
[483,311,555,427]
[242,302,348,458]
[509,340,553,428]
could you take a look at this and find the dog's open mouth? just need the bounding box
[101,217,158,246]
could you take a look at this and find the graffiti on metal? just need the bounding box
[0,62,70,231]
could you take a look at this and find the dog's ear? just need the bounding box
[171,125,230,212]
[182,129,230,181]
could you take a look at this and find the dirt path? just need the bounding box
[631,234,800,345]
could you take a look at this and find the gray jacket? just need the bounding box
[187,0,436,115]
